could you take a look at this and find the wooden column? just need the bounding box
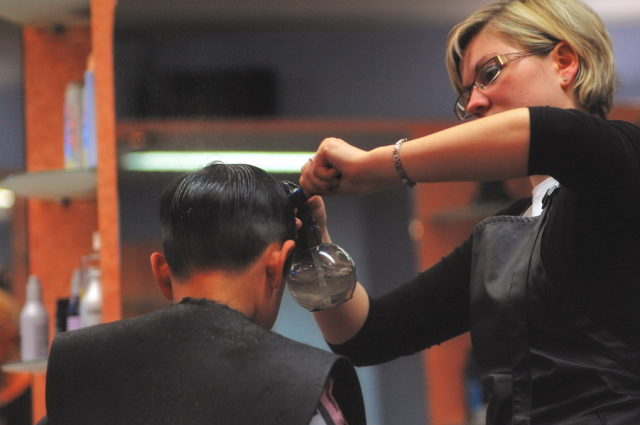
[414,181,477,425]
[23,25,96,422]
[22,0,119,420]
[92,0,120,324]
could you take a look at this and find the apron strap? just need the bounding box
[509,185,559,425]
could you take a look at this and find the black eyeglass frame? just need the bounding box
[453,51,542,120]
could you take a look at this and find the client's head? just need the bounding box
[150,162,296,329]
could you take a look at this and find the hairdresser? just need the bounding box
[300,0,640,424]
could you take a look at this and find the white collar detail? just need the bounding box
[523,177,560,218]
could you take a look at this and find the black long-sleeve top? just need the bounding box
[330,107,640,366]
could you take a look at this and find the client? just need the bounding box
[42,162,366,425]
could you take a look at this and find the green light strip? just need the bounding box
[120,151,316,173]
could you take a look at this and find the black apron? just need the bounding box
[45,298,366,425]
[470,187,640,425]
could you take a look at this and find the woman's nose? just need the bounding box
[465,86,490,116]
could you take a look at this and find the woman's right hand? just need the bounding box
[300,137,374,196]
[305,195,330,243]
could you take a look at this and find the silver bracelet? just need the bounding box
[392,138,417,188]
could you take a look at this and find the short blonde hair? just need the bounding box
[445,0,615,119]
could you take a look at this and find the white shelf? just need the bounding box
[0,168,96,201]
[0,0,90,27]
[1,358,48,374]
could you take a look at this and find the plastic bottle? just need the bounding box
[63,81,83,169]
[82,54,97,168]
[66,268,82,331]
[55,298,69,333]
[20,275,49,361]
[79,267,102,328]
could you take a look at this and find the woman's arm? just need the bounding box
[304,195,370,344]
[312,284,370,345]
[299,109,531,345]
[300,108,531,195]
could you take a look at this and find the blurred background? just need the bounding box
[1,1,639,424]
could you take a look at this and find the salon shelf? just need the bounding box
[0,0,89,27]
[1,358,48,374]
[0,168,97,202]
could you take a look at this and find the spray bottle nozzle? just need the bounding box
[279,180,318,238]
[278,180,308,207]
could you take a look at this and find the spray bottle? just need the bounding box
[279,181,357,311]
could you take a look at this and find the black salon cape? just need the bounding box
[43,298,366,425]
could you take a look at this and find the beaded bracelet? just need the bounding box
[392,138,417,188]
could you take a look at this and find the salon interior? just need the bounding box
[0,1,639,424]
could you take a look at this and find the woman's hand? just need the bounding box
[305,195,330,242]
[293,195,330,242]
[300,138,376,196]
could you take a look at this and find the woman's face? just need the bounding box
[460,29,576,119]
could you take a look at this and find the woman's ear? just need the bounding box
[554,41,580,88]
[150,252,173,300]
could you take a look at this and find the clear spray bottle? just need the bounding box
[279,181,357,311]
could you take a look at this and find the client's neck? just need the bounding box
[172,267,263,321]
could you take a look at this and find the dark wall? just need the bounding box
[0,19,25,282]
[114,27,454,121]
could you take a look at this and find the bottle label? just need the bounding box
[21,327,49,361]
[67,316,81,332]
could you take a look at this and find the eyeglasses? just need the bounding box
[453,51,537,121]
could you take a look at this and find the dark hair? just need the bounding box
[159,162,296,281]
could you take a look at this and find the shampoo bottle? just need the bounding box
[63,82,83,169]
[80,266,102,328]
[20,275,49,361]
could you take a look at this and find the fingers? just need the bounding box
[300,139,344,195]
[305,194,326,214]
[305,195,329,240]
[301,165,340,195]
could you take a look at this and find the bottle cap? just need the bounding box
[70,268,82,297]
[26,275,42,300]
[88,267,101,279]
[92,231,101,252]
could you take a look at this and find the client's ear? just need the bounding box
[150,252,173,300]
[267,240,296,289]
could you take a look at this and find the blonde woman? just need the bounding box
[300,0,640,423]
